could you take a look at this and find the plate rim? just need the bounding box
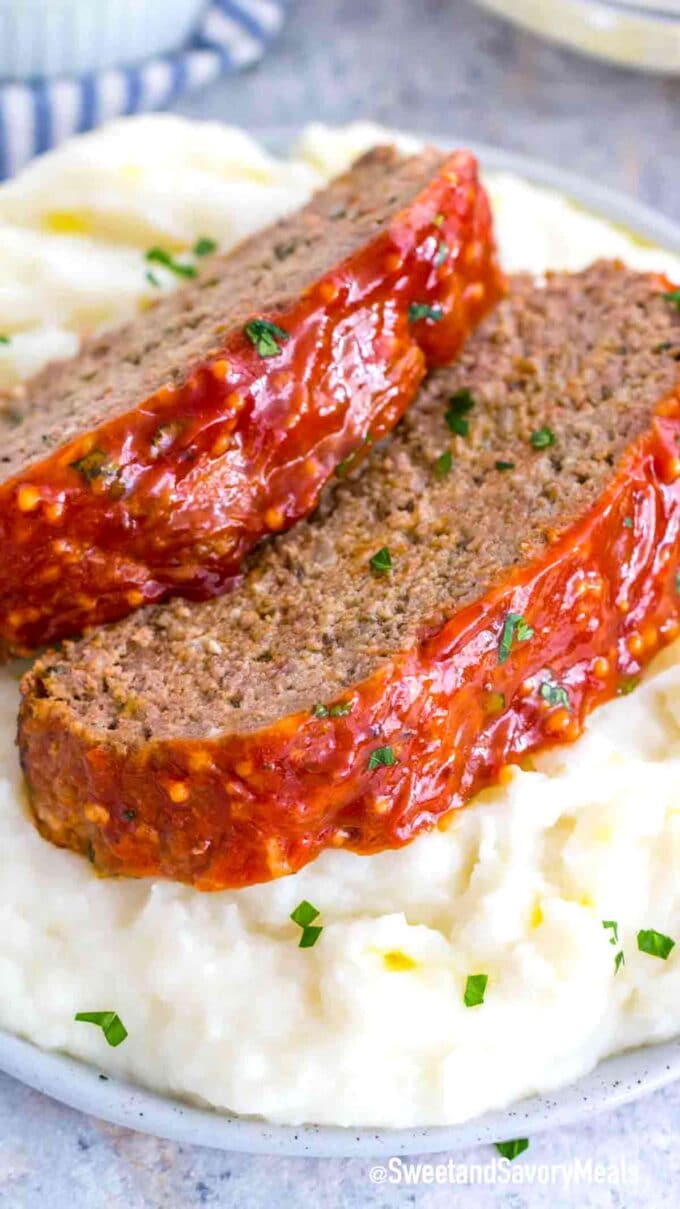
[1,129,679,1158]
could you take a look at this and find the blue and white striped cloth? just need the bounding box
[0,0,289,179]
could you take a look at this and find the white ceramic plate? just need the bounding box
[0,135,679,1157]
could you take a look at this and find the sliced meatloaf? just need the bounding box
[20,262,680,890]
[0,146,502,658]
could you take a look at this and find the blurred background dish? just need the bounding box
[474,0,680,72]
[0,0,208,79]
[0,0,289,179]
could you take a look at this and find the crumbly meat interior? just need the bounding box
[35,263,680,742]
[1,146,445,480]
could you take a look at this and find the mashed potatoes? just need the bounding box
[0,118,678,1128]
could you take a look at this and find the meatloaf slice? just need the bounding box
[20,262,680,890]
[0,146,502,658]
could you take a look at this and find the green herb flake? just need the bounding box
[637,928,676,960]
[336,434,373,479]
[368,745,397,771]
[369,546,393,576]
[617,676,639,697]
[313,700,354,719]
[145,269,161,288]
[336,451,358,478]
[244,318,290,358]
[498,612,534,665]
[484,690,506,716]
[446,412,469,438]
[445,388,475,438]
[0,334,10,345]
[463,973,488,1007]
[299,925,323,948]
[408,303,444,324]
[435,239,449,267]
[495,460,515,472]
[623,516,633,529]
[602,919,619,946]
[495,1139,529,1161]
[145,247,197,279]
[434,449,453,478]
[540,680,570,710]
[74,1011,128,1047]
[662,289,680,312]
[69,449,120,487]
[433,212,445,227]
[448,388,475,414]
[290,900,320,927]
[290,901,323,949]
[193,236,218,257]
[530,426,556,450]
[614,950,625,974]
[151,422,182,454]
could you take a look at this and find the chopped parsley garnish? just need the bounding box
[193,236,217,257]
[146,269,161,288]
[663,289,680,312]
[495,1139,529,1161]
[434,449,453,477]
[495,460,515,472]
[530,426,556,450]
[637,929,675,960]
[617,676,639,697]
[0,334,10,344]
[540,680,570,710]
[299,925,323,949]
[445,388,475,437]
[498,612,534,664]
[145,247,197,278]
[312,700,353,719]
[369,546,393,575]
[368,745,397,770]
[615,950,625,974]
[244,318,289,358]
[484,690,506,716]
[74,1011,128,1047]
[291,900,319,926]
[463,973,488,1007]
[151,422,182,454]
[623,516,633,529]
[336,434,373,478]
[408,303,443,323]
[435,240,449,267]
[447,413,469,438]
[70,449,120,487]
[290,900,323,948]
[602,919,619,946]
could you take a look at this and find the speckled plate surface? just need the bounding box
[0,136,679,1157]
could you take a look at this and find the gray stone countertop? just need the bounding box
[1,1,679,1204]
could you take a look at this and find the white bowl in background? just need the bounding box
[0,0,207,80]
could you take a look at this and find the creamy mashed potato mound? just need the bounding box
[0,118,678,1128]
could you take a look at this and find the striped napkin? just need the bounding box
[0,0,289,179]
